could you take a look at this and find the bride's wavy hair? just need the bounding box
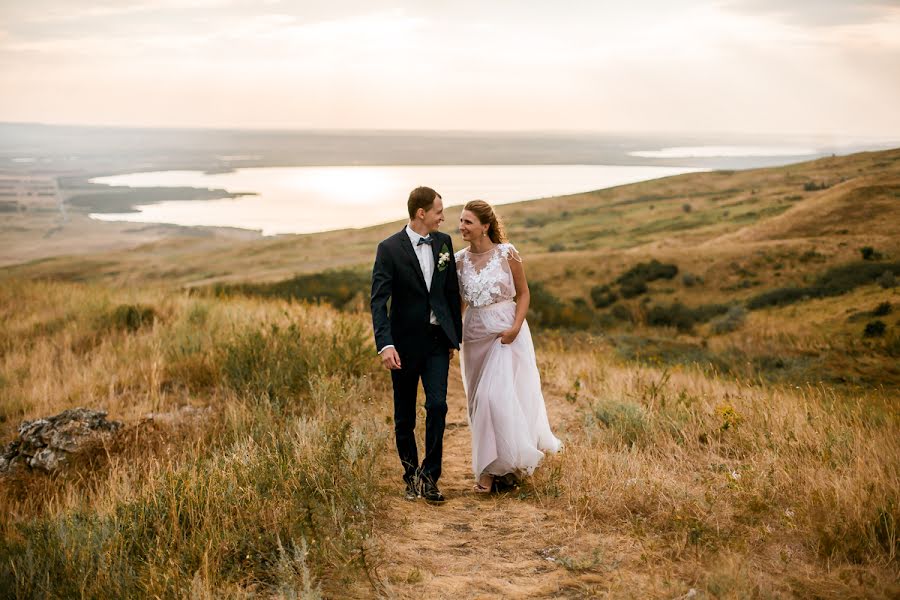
[464,200,508,243]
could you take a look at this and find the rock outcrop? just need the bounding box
[0,408,122,473]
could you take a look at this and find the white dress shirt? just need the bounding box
[378,225,439,355]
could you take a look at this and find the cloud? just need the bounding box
[0,1,898,136]
[723,0,899,27]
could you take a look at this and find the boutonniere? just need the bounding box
[437,243,451,272]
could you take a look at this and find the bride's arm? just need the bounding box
[499,256,529,344]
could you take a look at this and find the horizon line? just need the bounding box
[2,120,899,143]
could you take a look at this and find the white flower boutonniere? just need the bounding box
[437,243,451,272]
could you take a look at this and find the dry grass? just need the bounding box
[0,280,392,598]
[1,278,897,597]
[2,148,899,597]
[532,333,899,597]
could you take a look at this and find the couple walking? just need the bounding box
[370,186,561,503]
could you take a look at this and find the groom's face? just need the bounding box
[421,195,445,232]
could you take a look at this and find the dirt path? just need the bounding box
[366,362,612,599]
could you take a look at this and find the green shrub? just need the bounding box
[864,321,887,338]
[221,320,372,402]
[527,282,593,330]
[646,302,729,332]
[814,261,900,296]
[710,305,747,334]
[746,287,811,309]
[613,260,678,299]
[107,304,157,332]
[681,273,701,287]
[587,399,648,446]
[616,260,679,286]
[860,246,882,261]
[873,302,892,317]
[214,269,370,311]
[803,181,829,191]
[747,262,900,311]
[620,279,648,298]
[878,270,896,289]
[548,243,566,253]
[590,284,618,309]
[609,303,634,323]
[647,302,695,332]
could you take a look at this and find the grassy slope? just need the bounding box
[0,280,897,598]
[8,148,897,388]
[3,148,897,287]
[1,148,898,597]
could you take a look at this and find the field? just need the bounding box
[0,148,898,598]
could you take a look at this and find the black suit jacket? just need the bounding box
[371,228,463,362]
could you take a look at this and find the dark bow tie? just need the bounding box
[417,236,433,246]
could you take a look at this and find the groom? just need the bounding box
[371,186,462,503]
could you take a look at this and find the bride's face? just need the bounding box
[459,209,486,241]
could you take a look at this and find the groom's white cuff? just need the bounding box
[378,345,395,354]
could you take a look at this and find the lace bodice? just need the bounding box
[455,243,522,308]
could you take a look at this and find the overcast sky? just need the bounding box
[1,1,898,137]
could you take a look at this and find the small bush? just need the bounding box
[646,302,729,333]
[746,287,811,310]
[681,273,701,287]
[864,320,887,338]
[590,284,618,309]
[609,304,634,323]
[711,305,747,334]
[214,269,370,311]
[620,279,648,299]
[746,262,900,310]
[860,247,882,261]
[803,181,830,191]
[617,260,679,285]
[873,302,892,317]
[221,320,372,402]
[878,270,896,289]
[815,261,900,296]
[614,260,679,299]
[107,304,157,332]
[647,302,695,332]
[527,282,593,330]
[548,243,566,253]
[588,399,648,446]
[682,203,693,213]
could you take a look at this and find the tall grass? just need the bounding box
[533,334,899,597]
[0,280,389,598]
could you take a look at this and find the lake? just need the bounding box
[89,164,704,235]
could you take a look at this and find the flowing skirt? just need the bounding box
[461,300,561,478]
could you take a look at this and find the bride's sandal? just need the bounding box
[473,475,494,495]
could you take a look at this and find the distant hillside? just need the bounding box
[3,147,899,387]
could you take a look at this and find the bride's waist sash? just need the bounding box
[468,299,515,312]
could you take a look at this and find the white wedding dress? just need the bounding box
[455,243,561,479]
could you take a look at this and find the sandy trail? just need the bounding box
[366,362,609,599]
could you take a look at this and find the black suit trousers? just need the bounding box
[390,324,450,486]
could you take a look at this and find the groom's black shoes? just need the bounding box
[418,476,446,504]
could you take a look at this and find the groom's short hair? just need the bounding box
[408,186,440,220]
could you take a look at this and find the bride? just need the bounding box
[455,200,561,494]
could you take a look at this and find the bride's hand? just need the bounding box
[498,327,520,345]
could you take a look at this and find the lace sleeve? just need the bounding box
[501,243,522,263]
[455,248,466,266]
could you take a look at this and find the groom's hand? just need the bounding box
[381,347,402,370]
